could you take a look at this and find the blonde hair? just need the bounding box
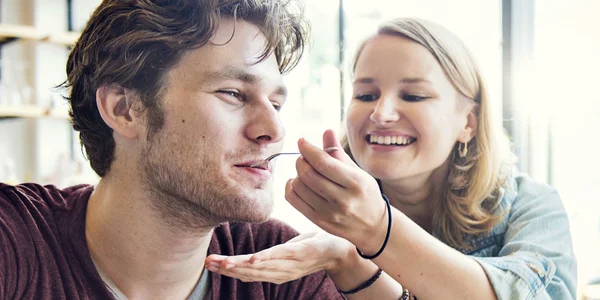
[342,18,515,249]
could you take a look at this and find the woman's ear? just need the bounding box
[96,85,142,139]
[459,104,478,143]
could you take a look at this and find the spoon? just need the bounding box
[250,147,339,169]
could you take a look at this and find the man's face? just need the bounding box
[140,18,287,227]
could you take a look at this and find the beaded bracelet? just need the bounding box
[337,269,383,295]
[356,193,392,260]
[399,288,418,300]
[400,288,410,300]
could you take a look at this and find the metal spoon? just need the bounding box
[250,147,339,169]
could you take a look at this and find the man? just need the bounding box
[0,0,342,299]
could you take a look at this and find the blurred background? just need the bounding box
[0,0,598,298]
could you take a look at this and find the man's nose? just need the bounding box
[245,102,285,145]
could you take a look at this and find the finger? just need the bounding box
[322,129,350,162]
[291,176,336,211]
[205,254,228,262]
[208,262,302,284]
[249,234,313,263]
[248,245,298,264]
[285,179,319,221]
[250,232,318,263]
[205,254,227,267]
[206,254,253,269]
[297,138,360,187]
[295,157,347,203]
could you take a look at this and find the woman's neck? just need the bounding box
[380,162,450,233]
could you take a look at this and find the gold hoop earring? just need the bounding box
[459,141,468,158]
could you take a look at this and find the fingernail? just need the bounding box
[208,262,219,268]
[224,263,236,269]
[251,259,261,264]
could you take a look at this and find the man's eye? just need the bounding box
[355,94,379,102]
[402,94,428,102]
[271,102,282,111]
[217,90,243,100]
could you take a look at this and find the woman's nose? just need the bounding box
[370,96,400,124]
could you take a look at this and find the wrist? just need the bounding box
[355,193,393,259]
[337,268,383,295]
[326,239,359,277]
[326,247,379,291]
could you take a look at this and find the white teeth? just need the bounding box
[384,136,391,145]
[368,135,415,145]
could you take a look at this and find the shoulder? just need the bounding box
[504,172,564,218]
[0,182,94,251]
[0,182,93,211]
[211,219,299,255]
[513,172,557,201]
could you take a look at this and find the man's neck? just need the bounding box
[85,177,214,300]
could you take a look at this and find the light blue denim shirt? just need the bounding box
[440,171,577,299]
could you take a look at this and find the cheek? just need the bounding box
[345,104,369,133]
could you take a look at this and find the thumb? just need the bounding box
[322,129,357,166]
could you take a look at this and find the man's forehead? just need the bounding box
[205,65,287,94]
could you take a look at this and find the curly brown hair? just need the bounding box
[61,0,309,177]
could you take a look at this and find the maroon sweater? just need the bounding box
[0,183,343,300]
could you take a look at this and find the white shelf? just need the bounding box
[0,104,70,120]
[0,24,79,46]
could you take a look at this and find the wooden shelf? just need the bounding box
[44,31,80,46]
[0,104,70,120]
[0,24,79,46]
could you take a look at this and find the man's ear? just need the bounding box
[458,104,478,143]
[96,85,142,139]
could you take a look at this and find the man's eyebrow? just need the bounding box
[205,66,287,96]
[274,86,287,97]
[205,67,259,84]
[353,77,374,84]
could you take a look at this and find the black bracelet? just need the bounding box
[356,193,392,259]
[337,269,383,295]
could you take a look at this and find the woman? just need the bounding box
[206,18,577,299]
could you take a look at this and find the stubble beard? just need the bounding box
[139,130,274,232]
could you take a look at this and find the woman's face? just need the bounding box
[346,34,475,182]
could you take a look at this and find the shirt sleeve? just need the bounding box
[0,186,36,300]
[471,186,577,300]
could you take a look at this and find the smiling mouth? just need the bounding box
[366,134,417,146]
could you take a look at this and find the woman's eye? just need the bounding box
[402,94,428,102]
[355,94,379,102]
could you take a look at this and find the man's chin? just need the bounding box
[225,206,272,224]
[221,189,274,223]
